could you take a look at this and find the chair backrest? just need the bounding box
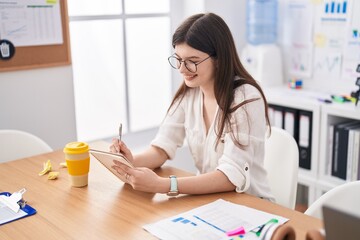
[264,127,299,209]
[0,129,53,163]
[304,181,360,220]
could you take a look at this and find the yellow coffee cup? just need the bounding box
[63,142,90,187]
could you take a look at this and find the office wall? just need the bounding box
[0,66,77,150]
[180,0,246,59]
[0,0,245,152]
[205,0,246,55]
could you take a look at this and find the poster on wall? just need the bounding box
[283,0,314,78]
[312,0,353,83]
[342,0,360,83]
[283,0,360,88]
[313,48,342,81]
[0,0,63,47]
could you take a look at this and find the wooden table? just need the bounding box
[0,142,322,240]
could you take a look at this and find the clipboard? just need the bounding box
[0,192,37,225]
[89,149,134,182]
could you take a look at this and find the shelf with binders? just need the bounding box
[264,86,326,205]
[317,102,360,196]
[264,86,360,207]
[264,87,321,180]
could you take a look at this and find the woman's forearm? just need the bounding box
[175,170,236,195]
[133,146,168,169]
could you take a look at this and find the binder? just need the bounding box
[0,192,37,225]
[332,121,360,180]
[326,124,335,176]
[346,128,355,181]
[347,124,360,180]
[283,107,299,142]
[298,110,312,169]
[346,126,360,181]
[353,129,360,180]
[272,105,284,129]
[356,130,360,180]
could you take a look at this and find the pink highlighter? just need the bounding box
[226,226,246,236]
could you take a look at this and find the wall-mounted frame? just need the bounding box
[0,0,71,72]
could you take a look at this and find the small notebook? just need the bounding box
[0,192,37,225]
[89,149,134,181]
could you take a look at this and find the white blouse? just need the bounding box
[151,84,275,201]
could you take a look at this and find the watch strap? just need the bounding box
[167,175,179,196]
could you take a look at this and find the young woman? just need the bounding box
[110,12,274,201]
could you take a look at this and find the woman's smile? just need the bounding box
[184,74,197,81]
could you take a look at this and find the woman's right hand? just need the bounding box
[110,138,134,164]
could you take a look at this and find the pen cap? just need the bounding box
[64,142,89,160]
[64,142,89,155]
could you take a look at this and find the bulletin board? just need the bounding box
[0,0,71,72]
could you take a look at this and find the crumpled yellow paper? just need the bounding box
[59,162,67,168]
[38,160,60,180]
[47,171,59,180]
[38,160,52,176]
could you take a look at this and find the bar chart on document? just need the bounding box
[324,0,347,14]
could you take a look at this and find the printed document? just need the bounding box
[143,199,288,240]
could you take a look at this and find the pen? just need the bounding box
[251,218,278,237]
[119,123,122,142]
[317,98,332,104]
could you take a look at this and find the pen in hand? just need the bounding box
[118,123,122,153]
[119,123,122,142]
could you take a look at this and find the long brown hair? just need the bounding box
[169,13,271,148]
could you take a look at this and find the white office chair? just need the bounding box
[0,129,53,163]
[264,127,299,209]
[304,180,360,220]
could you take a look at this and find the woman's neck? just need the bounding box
[200,83,216,102]
[202,89,218,135]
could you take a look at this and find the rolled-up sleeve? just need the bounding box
[216,87,266,193]
[217,132,253,193]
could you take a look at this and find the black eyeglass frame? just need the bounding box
[168,55,212,73]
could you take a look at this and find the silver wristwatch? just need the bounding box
[167,175,179,197]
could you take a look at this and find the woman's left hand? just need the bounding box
[111,160,166,193]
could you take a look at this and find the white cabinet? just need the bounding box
[317,103,360,196]
[264,86,360,206]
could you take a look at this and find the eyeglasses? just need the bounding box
[168,55,212,73]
